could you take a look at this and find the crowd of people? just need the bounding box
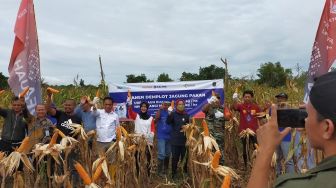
[1,72,336,187]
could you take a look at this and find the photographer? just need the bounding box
[247,71,336,188]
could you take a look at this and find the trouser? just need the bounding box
[0,139,21,154]
[294,131,315,172]
[276,141,294,174]
[209,122,225,165]
[96,141,112,154]
[157,139,171,175]
[171,145,187,177]
[241,135,257,168]
[157,139,171,160]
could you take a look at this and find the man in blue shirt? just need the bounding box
[155,101,172,177]
[274,93,294,174]
[74,96,99,132]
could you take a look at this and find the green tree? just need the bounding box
[0,72,9,89]
[126,74,153,83]
[157,73,173,82]
[294,71,308,87]
[198,64,225,80]
[179,72,200,81]
[257,62,292,87]
[179,64,226,81]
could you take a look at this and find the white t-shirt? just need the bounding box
[134,114,154,144]
[94,109,119,142]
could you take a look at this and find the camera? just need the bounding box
[277,109,307,128]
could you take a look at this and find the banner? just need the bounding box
[109,79,224,118]
[8,0,42,114]
[304,0,336,103]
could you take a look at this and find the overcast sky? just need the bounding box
[0,0,325,85]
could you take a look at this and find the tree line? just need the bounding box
[126,62,309,88]
[3,62,333,89]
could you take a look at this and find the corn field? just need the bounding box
[0,81,322,188]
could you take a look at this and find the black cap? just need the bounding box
[275,93,288,99]
[309,71,336,122]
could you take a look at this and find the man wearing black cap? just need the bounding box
[274,92,295,175]
[247,71,336,188]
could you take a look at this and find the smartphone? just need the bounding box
[277,109,307,128]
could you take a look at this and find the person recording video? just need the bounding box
[247,71,336,188]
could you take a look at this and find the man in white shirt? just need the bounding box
[93,96,119,154]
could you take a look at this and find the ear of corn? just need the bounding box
[16,137,30,153]
[120,126,128,137]
[19,87,30,98]
[127,144,136,151]
[116,127,122,141]
[96,89,100,98]
[211,150,221,169]
[212,90,216,96]
[128,89,131,98]
[92,162,103,182]
[109,164,117,183]
[171,100,174,108]
[192,117,195,125]
[202,120,209,136]
[0,90,5,95]
[48,131,59,148]
[47,87,60,94]
[74,161,92,185]
[224,107,232,119]
[55,128,66,138]
[221,175,231,188]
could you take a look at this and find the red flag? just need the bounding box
[8,0,42,114]
[304,0,336,103]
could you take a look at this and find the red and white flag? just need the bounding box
[304,0,336,103]
[8,0,42,114]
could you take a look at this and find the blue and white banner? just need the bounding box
[109,79,224,118]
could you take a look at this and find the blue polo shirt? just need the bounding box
[74,105,96,132]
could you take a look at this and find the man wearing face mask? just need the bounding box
[0,96,32,154]
[202,93,228,165]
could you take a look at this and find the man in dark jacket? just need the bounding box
[167,99,189,180]
[0,96,32,154]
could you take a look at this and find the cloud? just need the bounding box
[0,0,325,85]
